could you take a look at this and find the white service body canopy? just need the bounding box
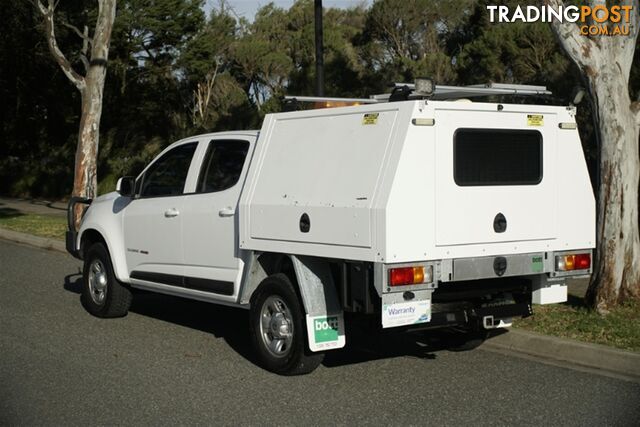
[239,100,595,264]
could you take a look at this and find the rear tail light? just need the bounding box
[389,265,433,286]
[555,253,591,271]
[574,253,591,269]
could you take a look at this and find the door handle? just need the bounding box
[218,207,235,217]
[164,208,180,218]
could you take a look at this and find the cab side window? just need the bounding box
[140,143,197,197]
[197,140,250,193]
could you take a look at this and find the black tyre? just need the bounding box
[81,242,132,318]
[249,273,324,375]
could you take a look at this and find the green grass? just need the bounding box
[515,297,640,352]
[0,210,66,240]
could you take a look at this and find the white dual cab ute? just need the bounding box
[66,81,595,375]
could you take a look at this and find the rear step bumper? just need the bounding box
[446,252,549,282]
[439,250,592,282]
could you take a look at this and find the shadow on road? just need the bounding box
[131,292,258,365]
[63,272,258,364]
[62,273,479,370]
[323,330,440,368]
[64,273,83,293]
[0,206,25,219]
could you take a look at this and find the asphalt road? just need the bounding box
[1,240,639,426]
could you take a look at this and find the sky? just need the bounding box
[203,0,371,21]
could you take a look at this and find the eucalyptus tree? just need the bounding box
[549,0,640,310]
[361,0,474,85]
[36,0,116,218]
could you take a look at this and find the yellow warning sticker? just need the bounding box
[527,114,544,126]
[362,113,379,125]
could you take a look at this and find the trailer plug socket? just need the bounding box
[403,291,415,301]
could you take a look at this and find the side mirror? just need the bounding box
[116,176,135,197]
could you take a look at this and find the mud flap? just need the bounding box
[291,256,346,352]
[305,313,346,352]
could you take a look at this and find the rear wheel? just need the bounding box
[249,273,324,375]
[81,242,132,318]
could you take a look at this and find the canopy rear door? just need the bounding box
[434,108,557,246]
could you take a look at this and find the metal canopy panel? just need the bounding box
[247,106,402,249]
[433,107,558,246]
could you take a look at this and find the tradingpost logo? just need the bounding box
[487,3,634,37]
[313,316,339,343]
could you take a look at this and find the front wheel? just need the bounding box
[249,273,324,375]
[81,242,132,318]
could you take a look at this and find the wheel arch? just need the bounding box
[240,252,346,352]
[78,226,129,282]
[80,229,106,258]
[240,252,288,305]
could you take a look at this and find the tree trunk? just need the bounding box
[549,0,640,311]
[37,0,116,227]
[587,68,640,310]
[72,1,116,203]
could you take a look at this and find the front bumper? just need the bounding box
[66,197,92,259]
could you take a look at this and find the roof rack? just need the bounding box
[283,95,379,104]
[284,82,552,107]
[385,82,552,101]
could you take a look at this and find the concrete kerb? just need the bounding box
[1,227,639,381]
[0,228,66,254]
[483,328,640,382]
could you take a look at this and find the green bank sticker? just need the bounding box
[532,256,544,273]
[314,316,339,343]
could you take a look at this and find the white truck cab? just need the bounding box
[66,83,595,375]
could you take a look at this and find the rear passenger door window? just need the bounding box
[197,140,250,193]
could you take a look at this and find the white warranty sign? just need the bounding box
[382,299,431,328]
